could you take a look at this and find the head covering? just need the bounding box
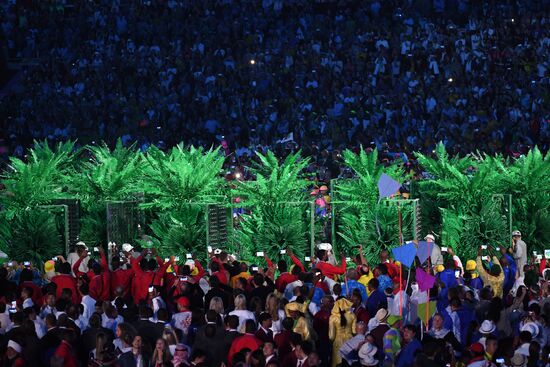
[331,298,353,316]
[520,322,540,338]
[285,302,307,315]
[468,342,484,356]
[510,353,526,367]
[177,297,190,308]
[512,230,522,237]
[387,315,402,326]
[317,243,332,251]
[44,260,55,272]
[358,342,378,366]
[435,265,445,273]
[479,320,496,334]
[7,340,22,353]
[424,234,435,242]
[76,241,88,250]
[319,185,328,192]
[466,260,477,271]
[122,243,134,252]
[375,308,389,323]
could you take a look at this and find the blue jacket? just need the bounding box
[377,275,393,293]
[503,254,517,294]
[366,289,387,316]
[396,339,421,367]
[341,280,368,304]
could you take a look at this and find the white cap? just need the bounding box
[122,243,134,252]
[76,241,88,250]
[512,230,522,237]
[184,260,195,269]
[8,340,22,353]
[317,243,332,251]
[424,234,435,242]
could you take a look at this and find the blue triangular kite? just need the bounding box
[378,173,401,198]
[416,241,433,264]
[392,241,416,268]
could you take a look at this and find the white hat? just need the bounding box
[7,340,22,353]
[375,308,389,322]
[424,234,435,242]
[510,353,526,367]
[521,322,540,338]
[122,243,134,252]
[479,320,496,334]
[358,342,378,366]
[512,230,522,237]
[76,241,88,250]
[317,243,332,251]
[184,259,195,269]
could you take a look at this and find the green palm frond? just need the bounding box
[231,151,311,262]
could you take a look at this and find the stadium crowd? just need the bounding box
[1,0,549,176]
[0,231,548,367]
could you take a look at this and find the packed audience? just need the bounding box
[0,230,549,366]
[1,1,549,175]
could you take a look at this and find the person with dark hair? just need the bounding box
[131,249,163,304]
[110,255,133,299]
[227,319,262,365]
[51,263,78,304]
[476,246,505,298]
[189,349,207,367]
[73,247,110,302]
[395,325,421,367]
[275,260,297,293]
[366,278,387,317]
[51,328,78,367]
[313,249,346,281]
[255,312,273,343]
[328,298,356,367]
[118,335,149,367]
[262,341,277,366]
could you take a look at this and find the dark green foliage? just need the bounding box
[231,151,311,262]
[334,148,413,262]
[140,145,226,258]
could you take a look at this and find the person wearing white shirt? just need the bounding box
[81,285,96,323]
[229,294,256,331]
[512,231,527,277]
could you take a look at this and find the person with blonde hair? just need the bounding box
[209,297,225,320]
[229,294,255,331]
[162,329,179,356]
[150,338,171,367]
[265,293,285,333]
[329,298,357,367]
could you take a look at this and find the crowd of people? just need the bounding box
[1,0,549,177]
[0,230,549,367]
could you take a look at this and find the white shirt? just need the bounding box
[229,309,256,331]
[23,298,34,309]
[81,295,97,322]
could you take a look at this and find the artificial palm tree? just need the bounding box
[0,140,78,261]
[335,148,411,263]
[140,144,226,257]
[231,151,311,262]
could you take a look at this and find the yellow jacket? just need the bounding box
[476,256,505,298]
[328,299,357,367]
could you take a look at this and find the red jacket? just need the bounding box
[110,268,133,298]
[227,333,262,366]
[130,255,157,303]
[73,253,110,301]
[54,340,77,367]
[51,274,79,304]
[314,257,347,280]
[275,272,298,293]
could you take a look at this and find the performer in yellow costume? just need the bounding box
[328,298,357,367]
